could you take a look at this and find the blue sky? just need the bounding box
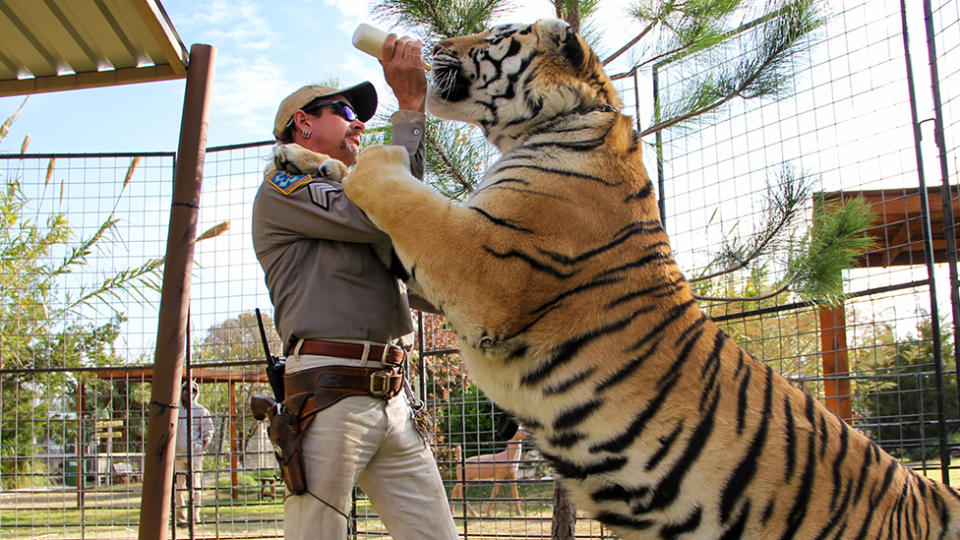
[0,0,638,155]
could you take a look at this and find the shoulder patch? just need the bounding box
[266,170,313,195]
[308,182,342,210]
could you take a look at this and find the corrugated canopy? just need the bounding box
[0,0,187,97]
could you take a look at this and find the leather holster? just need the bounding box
[250,394,309,495]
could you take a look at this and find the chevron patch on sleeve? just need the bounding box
[266,170,313,195]
[308,182,341,210]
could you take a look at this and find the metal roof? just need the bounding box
[0,0,187,97]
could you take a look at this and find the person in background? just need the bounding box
[175,379,215,526]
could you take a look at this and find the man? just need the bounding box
[251,34,457,539]
[175,379,215,525]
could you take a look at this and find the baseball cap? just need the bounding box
[273,81,378,140]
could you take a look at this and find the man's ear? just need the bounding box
[292,109,310,130]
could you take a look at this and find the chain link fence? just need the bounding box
[1,1,958,538]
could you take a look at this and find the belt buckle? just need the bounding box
[369,370,391,397]
[380,344,403,367]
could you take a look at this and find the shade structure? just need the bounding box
[0,0,187,97]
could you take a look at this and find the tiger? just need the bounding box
[331,18,960,539]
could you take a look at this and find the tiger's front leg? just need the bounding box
[342,145,456,285]
[343,145,441,231]
[342,145,509,335]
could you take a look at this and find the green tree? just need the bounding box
[854,317,957,461]
[193,310,282,365]
[0,105,161,487]
[696,264,822,388]
[192,310,282,456]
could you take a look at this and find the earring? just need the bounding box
[301,129,312,139]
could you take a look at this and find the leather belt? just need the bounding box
[285,365,404,401]
[290,339,405,366]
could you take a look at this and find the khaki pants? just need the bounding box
[174,457,202,523]
[284,356,457,540]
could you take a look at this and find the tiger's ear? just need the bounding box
[538,19,585,68]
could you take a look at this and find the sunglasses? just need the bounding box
[301,100,359,122]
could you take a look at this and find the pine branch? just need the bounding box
[691,166,812,284]
[789,196,875,305]
[425,130,474,195]
[602,20,658,66]
[694,196,875,306]
[642,0,823,137]
[694,278,792,303]
[371,0,511,39]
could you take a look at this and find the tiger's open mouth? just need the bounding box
[429,49,471,103]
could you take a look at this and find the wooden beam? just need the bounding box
[230,381,239,500]
[819,305,853,422]
[0,64,182,97]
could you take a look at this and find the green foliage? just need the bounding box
[855,317,958,460]
[792,196,876,305]
[695,263,822,386]
[424,119,495,200]
[363,108,494,200]
[191,310,282,454]
[194,310,282,365]
[694,166,813,285]
[371,0,514,40]
[0,177,159,369]
[692,167,875,306]
[437,381,502,457]
[0,106,160,486]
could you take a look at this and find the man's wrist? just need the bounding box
[396,98,425,113]
[391,110,427,124]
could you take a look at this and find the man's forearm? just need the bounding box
[389,110,427,180]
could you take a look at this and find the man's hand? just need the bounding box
[381,34,427,113]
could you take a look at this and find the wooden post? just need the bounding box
[76,379,85,509]
[819,305,853,422]
[137,43,215,540]
[552,481,576,539]
[230,381,239,500]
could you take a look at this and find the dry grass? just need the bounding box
[0,479,616,539]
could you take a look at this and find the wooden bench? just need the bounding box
[112,462,141,484]
[257,476,280,500]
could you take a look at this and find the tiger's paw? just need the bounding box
[271,143,349,182]
[343,145,411,206]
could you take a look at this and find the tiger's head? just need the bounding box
[428,19,622,150]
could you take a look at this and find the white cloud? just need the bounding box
[173,0,280,52]
[209,54,291,138]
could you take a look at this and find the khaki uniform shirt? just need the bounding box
[252,110,426,347]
